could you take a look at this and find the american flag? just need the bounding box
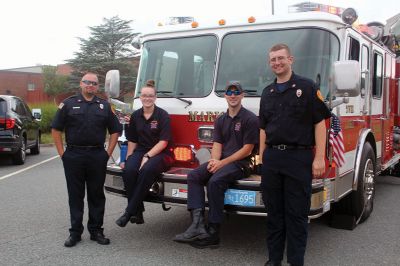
[329,113,345,167]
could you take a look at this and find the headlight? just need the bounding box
[198,126,214,143]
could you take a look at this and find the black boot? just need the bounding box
[264,260,282,266]
[130,211,144,224]
[173,208,208,243]
[115,212,130,227]
[190,223,220,249]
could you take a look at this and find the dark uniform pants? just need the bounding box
[122,151,173,216]
[62,147,109,236]
[187,162,245,224]
[261,149,313,266]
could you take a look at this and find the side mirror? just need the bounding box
[332,60,360,97]
[105,70,120,98]
[32,108,42,121]
[132,35,141,50]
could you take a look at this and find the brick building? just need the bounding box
[0,58,139,104]
[0,65,73,104]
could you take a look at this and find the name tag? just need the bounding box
[73,106,80,109]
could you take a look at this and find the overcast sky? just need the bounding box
[0,0,398,70]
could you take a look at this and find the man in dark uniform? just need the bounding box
[51,72,121,247]
[259,44,331,266]
[174,81,259,248]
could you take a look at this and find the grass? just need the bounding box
[41,132,54,144]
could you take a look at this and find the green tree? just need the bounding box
[42,65,69,100]
[68,16,138,97]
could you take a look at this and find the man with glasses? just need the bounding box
[259,44,331,266]
[51,72,121,247]
[174,81,259,248]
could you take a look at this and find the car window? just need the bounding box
[0,99,7,116]
[22,102,32,117]
[13,98,28,116]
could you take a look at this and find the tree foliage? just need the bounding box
[41,65,69,96]
[68,16,139,97]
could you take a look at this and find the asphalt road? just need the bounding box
[1,146,400,266]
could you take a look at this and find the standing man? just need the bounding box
[174,81,259,249]
[51,72,121,247]
[259,44,330,266]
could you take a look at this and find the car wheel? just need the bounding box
[12,137,26,165]
[30,133,40,155]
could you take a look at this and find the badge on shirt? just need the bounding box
[296,89,302,98]
[73,106,80,109]
[99,103,104,110]
[234,122,241,131]
[150,120,158,129]
[58,102,64,109]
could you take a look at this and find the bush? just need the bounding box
[29,102,59,133]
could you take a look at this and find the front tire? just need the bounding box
[12,137,26,165]
[330,142,375,228]
[354,142,375,223]
[30,133,41,155]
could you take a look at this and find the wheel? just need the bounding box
[12,136,26,165]
[330,142,375,228]
[354,142,375,223]
[30,133,41,155]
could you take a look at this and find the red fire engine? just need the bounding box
[104,8,400,229]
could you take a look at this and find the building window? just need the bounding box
[27,83,35,91]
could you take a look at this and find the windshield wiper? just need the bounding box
[157,91,192,108]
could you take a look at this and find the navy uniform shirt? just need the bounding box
[51,93,121,146]
[213,106,259,166]
[259,72,331,146]
[126,105,171,152]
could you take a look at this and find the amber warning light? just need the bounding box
[173,146,194,162]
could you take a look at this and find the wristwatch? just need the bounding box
[144,153,151,159]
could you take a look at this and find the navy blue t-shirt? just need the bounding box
[213,106,259,167]
[126,105,171,152]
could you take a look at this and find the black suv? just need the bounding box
[0,95,41,165]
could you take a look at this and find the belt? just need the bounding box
[268,144,313,150]
[67,145,104,150]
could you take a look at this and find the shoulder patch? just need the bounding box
[316,90,324,102]
[58,102,64,109]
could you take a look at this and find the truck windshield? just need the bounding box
[217,28,339,98]
[137,35,218,97]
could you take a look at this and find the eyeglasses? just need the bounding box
[269,56,290,63]
[81,80,98,86]
[225,90,242,96]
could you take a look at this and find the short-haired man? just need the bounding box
[259,44,331,266]
[51,72,121,247]
[174,81,259,248]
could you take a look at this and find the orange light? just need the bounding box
[328,6,338,15]
[248,16,256,23]
[218,19,226,26]
[191,21,199,28]
[173,146,193,162]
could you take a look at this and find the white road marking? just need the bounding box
[0,155,60,181]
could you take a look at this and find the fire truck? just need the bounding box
[104,8,400,229]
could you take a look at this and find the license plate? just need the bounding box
[172,188,188,198]
[224,189,256,207]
